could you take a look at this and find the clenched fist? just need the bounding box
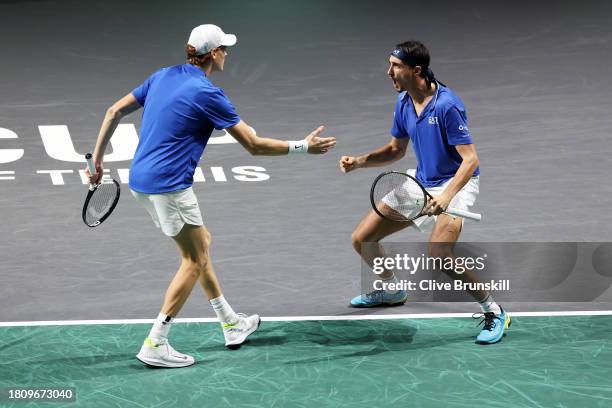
[339,156,361,173]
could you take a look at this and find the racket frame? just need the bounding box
[370,171,482,222]
[82,153,121,227]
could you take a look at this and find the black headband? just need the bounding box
[391,47,435,82]
[391,47,418,66]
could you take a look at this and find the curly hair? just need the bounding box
[185,44,211,67]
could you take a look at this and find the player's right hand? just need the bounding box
[339,156,359,173]
[85,161,103,185]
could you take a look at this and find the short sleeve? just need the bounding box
[131,69,163,107]
[390,94,409,138]
[443,105,473,145]
[198,89,241,130]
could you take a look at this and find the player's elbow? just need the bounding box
[246,139,264,156]
[105,106,123,121]
[390,146,406,161]
[242,139,263,156]
[465,153,479,169]
[230,128,260,155]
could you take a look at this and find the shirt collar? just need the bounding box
[404,81,442,118]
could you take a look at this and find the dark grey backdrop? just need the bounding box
[1,0,611,321]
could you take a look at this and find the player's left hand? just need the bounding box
[424,193,453,216]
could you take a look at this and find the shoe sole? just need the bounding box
[226,316,262,350]
[349,297,408,308]
[135,354,195,368]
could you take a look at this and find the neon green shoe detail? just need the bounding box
[222,321,239,330]
[137,337,195,368]
[223,313,261,349]
[144,337,160,348]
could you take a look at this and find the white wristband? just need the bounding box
[288,139,308,154]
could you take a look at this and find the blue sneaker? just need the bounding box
[474,307,511,344]
[350,290,408,308]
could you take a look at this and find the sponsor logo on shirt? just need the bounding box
[458,124,469,132]
[428,116,439,125]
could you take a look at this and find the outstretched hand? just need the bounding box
[305,126,336,154]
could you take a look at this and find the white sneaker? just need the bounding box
[136,337,195,368]
[222,313,261,349]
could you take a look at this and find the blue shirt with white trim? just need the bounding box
[129,63,240,194]
[391,82,479,187]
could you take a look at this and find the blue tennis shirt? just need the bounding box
[129,63,240,193]
[391,82,479,187]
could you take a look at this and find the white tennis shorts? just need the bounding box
[131,187,204,237]
[404,169,479,232]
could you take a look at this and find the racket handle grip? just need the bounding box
[85,153,98,191]
[85,153,96,175]
[445,207,482,222]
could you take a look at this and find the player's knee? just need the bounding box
[185,256,208,275]
[351,231,363,252]
[182,248,209,273]
[202,229,212,246]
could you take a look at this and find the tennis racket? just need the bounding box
[370,171,481,222]
[82,153,120,227]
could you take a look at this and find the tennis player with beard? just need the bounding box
[339,40,509,344]
[87,24,336,367]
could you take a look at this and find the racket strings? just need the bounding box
[85,182,119,224]
[372,173,427,221]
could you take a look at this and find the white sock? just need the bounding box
[382,274,400,294]
[148,313,173,342]
[210,294,239,324]
[478,294,502,315]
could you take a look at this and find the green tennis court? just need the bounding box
[2,315,611,407]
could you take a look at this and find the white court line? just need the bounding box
[1,310,612,327]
